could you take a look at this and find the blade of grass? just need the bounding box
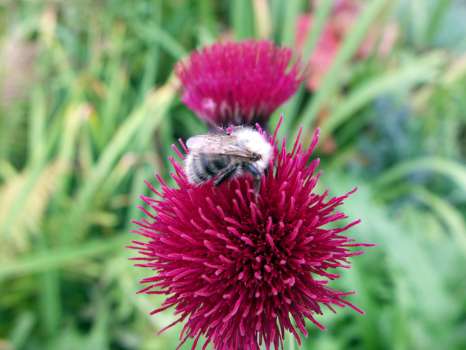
[44,24,76,87]
[26,93,65,335]
[275,0,334,137]
[44,90,82,160]
[295,0,390,138]
[125,164,155,231]
[411,187,466,255]
[344,260,379,349]
[0,160,17,180]
[10,312,35,349]
[0,90,51,239]
[126,47,164,230]
[374,157,466,192]
[280,0,302,45]
[413,54,466,111]
[0,234,129,280]
[138,1,161,101]
[57,104,87,171]
[302,0,334,60]
[410,0,428,48]
[197,0,217,37]
[425,0,452,44]
[392,278,411,350]
[96,156,137,209]
[46,103,86,212]
[28,88,46,167]
[100,65,127,148]
[134,23,186,60]
[96,23,126,148]
[37,230,61,337]
[320,52,445,139]
[138,46,160,102]
[136,82,178,149]
[231,0,255,39]
[63,79,177,240]
[87,301,110,350]
[271,87,305,139]
[269,0,284,40]
[253,0,272,39]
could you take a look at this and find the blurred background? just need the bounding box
[0,0,465,349]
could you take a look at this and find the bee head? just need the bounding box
[232,127,273,171]
[251,153,262,161]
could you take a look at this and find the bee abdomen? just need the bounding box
[202,153,229,174]
[189,154,230,184]
[191,156,209,183]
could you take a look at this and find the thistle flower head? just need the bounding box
[176,40,302,128]
[130,119,371,350]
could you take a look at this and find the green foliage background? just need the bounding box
[0,0,465,349]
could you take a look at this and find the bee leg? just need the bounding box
[242,163,261,193]
[214,165,239,187]
[263,167,269,177]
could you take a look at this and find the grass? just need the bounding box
[0,0,465,349]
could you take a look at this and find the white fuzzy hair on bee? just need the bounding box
[184,127,272,191]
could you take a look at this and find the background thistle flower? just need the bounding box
[175,40,302,128]
[130,119,371,350]
[296,0,398,91]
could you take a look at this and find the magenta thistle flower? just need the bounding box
[296,0,398,91]
[175,40,302,128]
[130,119,371,350]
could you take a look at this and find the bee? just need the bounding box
[184,127,273,192]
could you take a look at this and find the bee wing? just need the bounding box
[186,134,222,151]
[186,134,254,158]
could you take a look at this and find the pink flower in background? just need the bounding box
[130,119,371,350]
[296,0,398,91]
[176,40,302,128]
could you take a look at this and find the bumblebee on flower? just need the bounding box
[129,40,371,350]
